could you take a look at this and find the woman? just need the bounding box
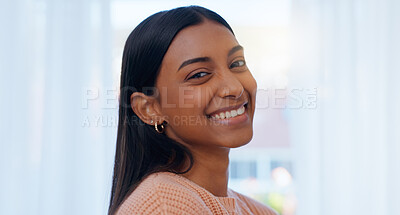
[109,6,277,215]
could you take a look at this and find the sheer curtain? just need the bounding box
[2,1,400,215]
[0,0,115,215]
[290,0,400,215]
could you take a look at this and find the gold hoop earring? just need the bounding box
[154,121,165,133]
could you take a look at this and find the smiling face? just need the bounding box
[155,20,257,149]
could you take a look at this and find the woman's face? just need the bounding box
[155,20,257,149]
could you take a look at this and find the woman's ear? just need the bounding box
[130,92,163,125]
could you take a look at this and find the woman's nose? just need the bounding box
[216,72,244,100]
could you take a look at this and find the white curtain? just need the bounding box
[2,1,400,215]
[0,0,115,214]
[290,0,400,215]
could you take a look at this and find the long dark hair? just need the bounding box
[108,6,234,215]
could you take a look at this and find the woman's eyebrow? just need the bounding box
[177,45,243,72]
[228,45,243,57]
[178,57,211,71]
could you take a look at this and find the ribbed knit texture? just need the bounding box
[116,172,278,215]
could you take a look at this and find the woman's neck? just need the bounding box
[181,145,230,197]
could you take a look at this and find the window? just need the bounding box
[230,161,258,179]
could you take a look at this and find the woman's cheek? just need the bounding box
[179,87,208,110]
[247,73,257,96]
[244,73,257,114]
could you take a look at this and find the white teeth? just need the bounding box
[210,105,246,120]
[237,106,245,115]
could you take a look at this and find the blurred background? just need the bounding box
[1,0,399,214]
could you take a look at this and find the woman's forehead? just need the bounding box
[165,20,238,62]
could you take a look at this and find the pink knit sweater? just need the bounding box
[116,171,278,215]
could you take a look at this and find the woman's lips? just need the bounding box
[206,103,249,126]
[206,102,248,118]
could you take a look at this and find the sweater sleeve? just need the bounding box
[116,175,213,215]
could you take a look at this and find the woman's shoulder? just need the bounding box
[116,172,212,215]
[228,189,279,215]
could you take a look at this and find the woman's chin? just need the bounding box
[229,141,250,149]
[219,131,253,148]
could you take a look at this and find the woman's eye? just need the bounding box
[187,71,210,80]
[229,60,246,69]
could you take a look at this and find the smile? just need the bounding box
[210,105,245,119]
[206,102,248,121]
